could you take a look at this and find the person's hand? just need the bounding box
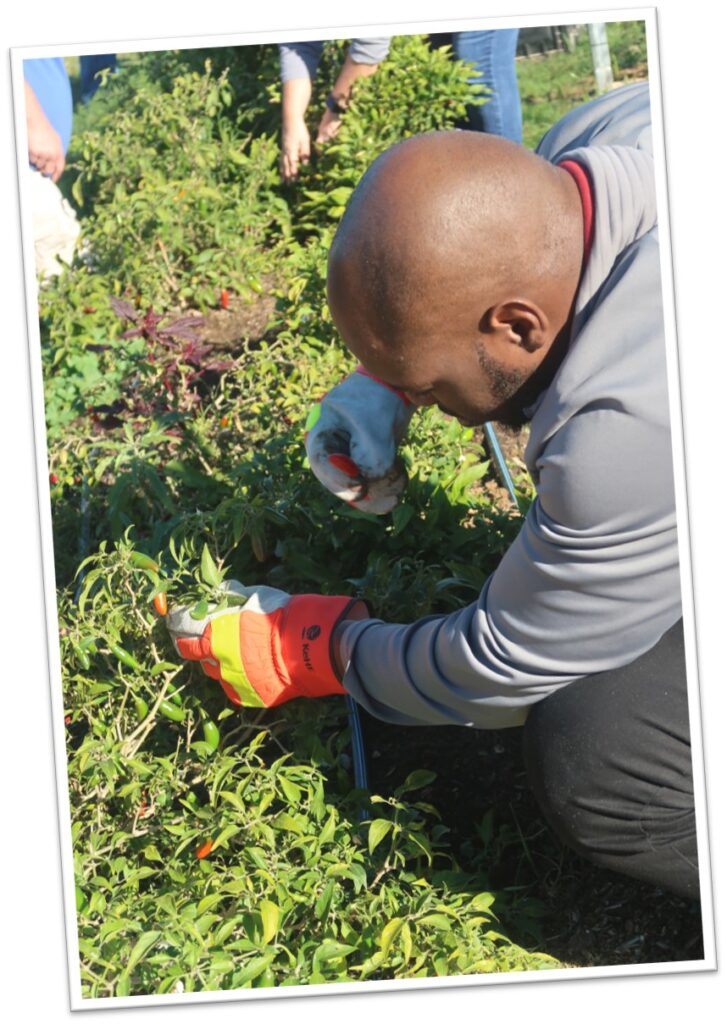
[167,581,367,707]
[280,117,311,183]
[315,106,343,145]
[304,368,415,515]
[27,117,65,182]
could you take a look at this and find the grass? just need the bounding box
[517,20,648,148]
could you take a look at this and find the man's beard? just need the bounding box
[476,345,531,427]
[477,329,569,428]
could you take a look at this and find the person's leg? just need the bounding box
[522,619,700,899]
[453,30,522,142]
[79,55,117,103]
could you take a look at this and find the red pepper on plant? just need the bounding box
[195,839,214,859]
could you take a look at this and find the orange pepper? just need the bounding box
[195,839,214,859]
[153,592,168,616]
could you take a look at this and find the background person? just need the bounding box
[23,57,80,279]
[278,38,391,182]
[79,54,118,103]
[429,29,523,141]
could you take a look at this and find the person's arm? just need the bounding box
[24,79,65,182]
[280,77,313,183]
[316,38,391,143]
[279,42,324,183]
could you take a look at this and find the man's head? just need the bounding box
[327,130,584,426]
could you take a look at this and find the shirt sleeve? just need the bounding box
[347,38,392,65]
[279,42,325,82]
[341,439,680,730]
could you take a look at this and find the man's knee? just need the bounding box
[522,624,700,899]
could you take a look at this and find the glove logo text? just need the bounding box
[301,625,321,673]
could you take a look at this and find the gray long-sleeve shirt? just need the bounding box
[279,39,391,82]
[340,83,680,729]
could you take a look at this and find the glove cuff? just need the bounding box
[281,595,369,699]
[354,365,413,407]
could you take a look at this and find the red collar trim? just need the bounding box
[559,159,595,265]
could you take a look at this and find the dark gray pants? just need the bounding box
[523,620,700,899]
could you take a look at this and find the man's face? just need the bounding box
[328,282,532,428]
[362,334,530,428]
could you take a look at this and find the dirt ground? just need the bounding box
[194,279,277,351]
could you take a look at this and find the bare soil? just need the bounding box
[195,278,278,351]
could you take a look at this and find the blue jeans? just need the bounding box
[453,30,522,143]
[79,54,117,103]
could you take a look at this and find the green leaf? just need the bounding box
[418,913,452,930]
[190,598,209,620]
[259,899,281,944]
[313,940,357,963]
[314,879,335,920]
[278,776,302,805]
[395,769,437,796]
[274,812,305,835]
[391,504,415,536]
[219,790,246,813]
[212,824,240,849]
[368,818,393,854]
[400,921,413,963]
[150,661,180,677]
[126,930,161,972]
[318,810,336,845]
[236,954,275,985]
[200,544,222,587]
[470,892,496,913]
[379,917,404,957]
[115,974,130,997]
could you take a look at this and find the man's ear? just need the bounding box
[481,300,549,353]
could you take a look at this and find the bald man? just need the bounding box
[171,83,699,900]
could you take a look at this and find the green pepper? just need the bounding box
[257,967,275,988]
[159,700,186,722]
[167,688,184,707]
[109,643,143,673]
[129,551,159,572]
[134,696,149,721]
[202,720,220,751]
[73,644,91,670]
[80,637,99,656]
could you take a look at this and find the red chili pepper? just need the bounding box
[49,472,60,485]
[153,592,168,616]
[64,714,72,726]
[220,289,230,310]
[195,839,214,859]
[327,453,360,478]
[220,415,229,428]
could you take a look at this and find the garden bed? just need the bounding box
[35,22,704,1000]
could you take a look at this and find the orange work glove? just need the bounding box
[167,582,368,708]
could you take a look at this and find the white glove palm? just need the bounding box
[304,369,414,514]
